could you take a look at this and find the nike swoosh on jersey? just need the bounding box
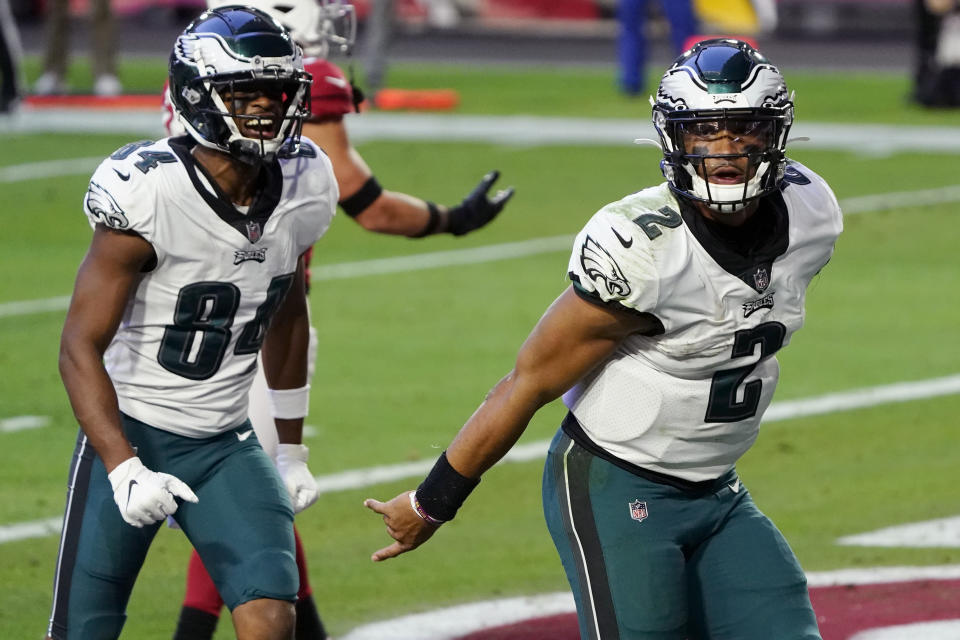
[324,75,348,89]
[611,227,633,248]
[113,168,131,181]
[237,430,254,441]
[727,478,741,493]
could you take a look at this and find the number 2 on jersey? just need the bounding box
[158,274,295,380]
[705,322,786,422]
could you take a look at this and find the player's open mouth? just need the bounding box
[708,167,745,184]
[243,116,279,139]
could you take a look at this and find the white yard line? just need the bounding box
[2,374,958,545]
[4,177,960,320]
[838,516,960,549]
[0,416,50,433]
[0,157,102,183]
[4,111,960,154]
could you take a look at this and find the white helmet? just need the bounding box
[207,0,356,58]
[652,38,794,214]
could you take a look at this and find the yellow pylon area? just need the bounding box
[693,0,760,33]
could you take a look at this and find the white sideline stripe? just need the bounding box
[340,592,577,640]
[340,565,960,640]
[312,235,572,280]
[0,237,574,319]
[838,516,960,548]
[0,157,102,183]
[0,295,72,318]
[2,374,959,545]
[762,374,960,422]
[840,185,960,215]
[0,517,63,544]
[0,415,50,432]
[5,176,960,319]
[4,111,960,154]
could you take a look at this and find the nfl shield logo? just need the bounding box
[628,500,648,523]
[245,221,262,244]
[753,266,770,291]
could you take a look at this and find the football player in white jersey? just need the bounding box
[45,7,338,640]
[365,39,842,639]
[163,2,515,639]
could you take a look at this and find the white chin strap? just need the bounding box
[685,159,770,214]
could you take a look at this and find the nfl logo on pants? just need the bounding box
[629,500,648,523]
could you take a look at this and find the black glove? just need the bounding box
[446,171,515,236]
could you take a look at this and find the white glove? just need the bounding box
[276,444,318,514]
[108,456,199,528]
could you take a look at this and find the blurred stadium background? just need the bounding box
[2,1,960,639]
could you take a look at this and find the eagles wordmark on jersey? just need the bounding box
[82,136,338,437]
[565,160,843,482]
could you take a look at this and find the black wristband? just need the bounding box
[416,451,480,522]
[339,176,383,218]
[410,201,442,238]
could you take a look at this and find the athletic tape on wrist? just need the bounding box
[268,385,311,419]
[415,451,480,522]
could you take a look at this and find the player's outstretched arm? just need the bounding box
[364,287,656,561]
[60,226,199,526]
[304,119,514,237]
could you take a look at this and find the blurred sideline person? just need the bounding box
[0,0,22,112]
[366,39,842,639]
[163,2,515,637]
[34,0,121,96]
[914,0,960,106]
[46,7,336,639]
[617,0,697,95]
[363,0,394,95]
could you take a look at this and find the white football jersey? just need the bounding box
[82,136,338,438]
[563,161,842,482]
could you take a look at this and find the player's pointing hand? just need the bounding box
[364,491,440,562]
[108,456,199,528]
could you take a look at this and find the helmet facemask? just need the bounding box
[170,8,313,164]
[652,39,794,214]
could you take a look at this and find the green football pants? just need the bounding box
[542,426,821,640]
[47,414,297,640]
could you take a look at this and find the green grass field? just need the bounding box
[1,58,959,638]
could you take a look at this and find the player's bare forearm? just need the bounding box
[261,256,310,445]
[354,190,440,236]
[59,226,154,471]
[366,287,650,561]
[59,336,134,472]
